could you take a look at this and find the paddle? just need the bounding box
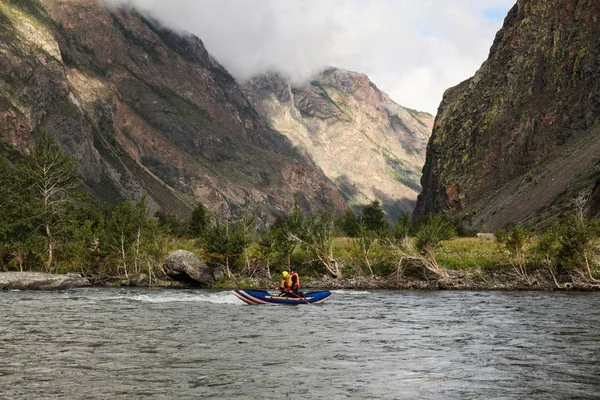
[287,289,311,305]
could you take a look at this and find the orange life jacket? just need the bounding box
[290,272,300,290]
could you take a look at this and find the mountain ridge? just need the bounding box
[242,68,433,219]
[415,0,600,229]
[0,0,347,220]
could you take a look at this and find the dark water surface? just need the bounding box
[1,289,599,399]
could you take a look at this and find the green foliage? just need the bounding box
[415,214,456,255]
[361,200,388,233]
[18,133,81,271]
[62,197,106,270]
[535,221,561,265]
[105,196,153,276]
[257,226,276,273]
[391,213,412,241]
[497,225,532,260]
[295,210,342,278]
[186,202,207,238]
[270,205,305,267]
[556,215,600,271]
[155,209,184,237]
[338,208,361,237]
[203,217,249,271]
[356,222,378,275]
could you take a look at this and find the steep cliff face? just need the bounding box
[0,0,345,219]
[415,0,600,230]
[243,69,433,218]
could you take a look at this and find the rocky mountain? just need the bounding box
[415,0,600,230]
[243,69,433,219]
[0,0,346,220]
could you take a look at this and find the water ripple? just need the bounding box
[0,289,599,399]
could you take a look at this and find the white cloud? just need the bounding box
[103,0,515,114]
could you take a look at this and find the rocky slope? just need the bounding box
[415,0,600,230]
[0,0,345,220]
[243,69,433,218]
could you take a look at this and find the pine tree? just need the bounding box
[18,134,81,272]
[187,202,208,237]
[361,200,388,233]
[339,208,361,237]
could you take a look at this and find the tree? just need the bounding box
[155,209,183,236]
[0,156,17,245]
[271,205,304,268]
[497,224,533,283]
[535,221,561,268]
[292,210,343,279]
[388,213,456,281]
[203,218,248,279]
[356,222,378,276]
[257,227,276,279]
[361,200,388,233]
[338,208,361,237]
[415,213,456,257]
[63,197,106,274]
[391,213,412,242]
[239,212,257,273]
[139,217,169,286]
[187,202,208,237]
[556,214,600,279]
[105,196,149,277]
[18,134,81,271]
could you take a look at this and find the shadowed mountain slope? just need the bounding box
[0,0,345,220]
[415,0,600,230]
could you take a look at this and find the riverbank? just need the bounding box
[2,266,599,292]
[214,268,600,292]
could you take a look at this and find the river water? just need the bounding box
[1,289,599,399]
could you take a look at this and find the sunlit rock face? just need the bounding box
[415,0,600,230]
[0,0,347,220]
[243,68,433,219]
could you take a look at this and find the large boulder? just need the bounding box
[0,272,91,290]
[163,250,214,287]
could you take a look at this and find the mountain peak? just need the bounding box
[243,69,433,218]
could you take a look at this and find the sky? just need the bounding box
[104,0,515,114]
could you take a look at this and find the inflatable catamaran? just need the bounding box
[232,290,331,305]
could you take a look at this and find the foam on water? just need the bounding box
[127,291,241,305]
[331,289,370,295]
[59,289,244,305]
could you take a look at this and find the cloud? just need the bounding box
[102,0,515,114]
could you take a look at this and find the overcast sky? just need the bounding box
[104,0,515,114]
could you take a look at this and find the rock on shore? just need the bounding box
[0,272,91,290]
[163,250,216,287]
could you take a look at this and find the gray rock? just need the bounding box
[0,272,91,290]
[163,250,214,287]
[212,266,227,282]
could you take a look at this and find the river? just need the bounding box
[1,289,598,399]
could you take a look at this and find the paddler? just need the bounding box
[277,271,293,296]
[289,265,302,297]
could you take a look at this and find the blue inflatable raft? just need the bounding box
[232,289,331,305]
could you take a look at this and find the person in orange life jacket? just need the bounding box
[277,271,292,296]
[289,265,302,296]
